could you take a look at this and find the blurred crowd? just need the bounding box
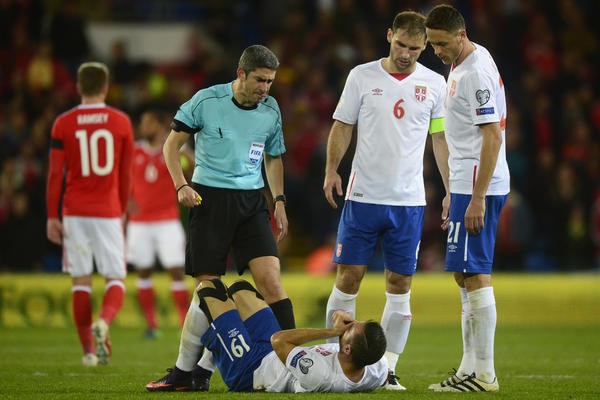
[0,0,598,272]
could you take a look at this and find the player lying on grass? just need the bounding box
[146,279,388,392]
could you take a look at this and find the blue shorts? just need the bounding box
[333,201,424,275]
[445,193,507,274]
[201,308,280,392]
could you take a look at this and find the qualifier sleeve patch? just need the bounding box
[290,350,306,368]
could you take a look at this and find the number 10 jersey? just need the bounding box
[47,103,134,218]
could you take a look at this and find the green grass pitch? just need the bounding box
[0,272,598,399]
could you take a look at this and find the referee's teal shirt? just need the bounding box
[174,81,285,190]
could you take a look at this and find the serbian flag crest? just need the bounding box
[415,85,427,102]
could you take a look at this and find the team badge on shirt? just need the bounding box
[475,89,490,105]
[144,163,158,183]
[415,86,427,102]
[449,80,456,97]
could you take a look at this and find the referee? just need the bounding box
[162,45,294,391]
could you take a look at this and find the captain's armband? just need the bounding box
[429,117,444,134]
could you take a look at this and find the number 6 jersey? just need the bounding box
[333,60,446,206]
[47,103,134,219]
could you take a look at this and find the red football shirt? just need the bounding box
[46,103,134,218]
[128,141,179,222]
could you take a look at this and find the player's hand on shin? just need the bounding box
[465,196,485,235]
[274,202,288,242]
[331,310,355,335]
[178,184,202,208]
[323,171,343,209]
[441,193,450,230]
[47,218,64,245]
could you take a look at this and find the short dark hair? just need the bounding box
[77,62,109,96]
[392,11,426,39]
[425,4,466,33]
[350,321,387,369]
[238,45,279,74]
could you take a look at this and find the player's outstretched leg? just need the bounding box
[93,280,125,365]
[146,279,233,392]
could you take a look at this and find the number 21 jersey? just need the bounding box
[47,103,134,218]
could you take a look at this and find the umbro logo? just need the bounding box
[371,88,383,95]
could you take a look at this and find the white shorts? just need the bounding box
[62,216,126,279]
[126,219,185,269]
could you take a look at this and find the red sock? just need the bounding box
[171,281,190,327]
[99,281,125,325]
[72,287,94,354]
[136,278,157,329]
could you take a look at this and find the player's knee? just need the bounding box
[386,273,411,294]
[335,267,364,293]
[195,279,230,323]
[253,273,286,302]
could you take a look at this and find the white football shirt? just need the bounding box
[253,343,387,393]
[444,43,510,195]
[333,60,446,206]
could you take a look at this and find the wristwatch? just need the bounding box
[273,194,286,207]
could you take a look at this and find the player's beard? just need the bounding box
[393,56,414,73]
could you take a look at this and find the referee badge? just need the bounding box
[415,85,427,102]
[249,142,264,164]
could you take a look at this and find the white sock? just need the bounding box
[175,290,209,372]
[380,291,411,372]
[197,349,216,372]
[325,285,357,344]
[468,286,496,383]
[383,351,399,373]
[457,287,474,378]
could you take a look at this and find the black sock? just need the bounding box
[268,298,296,329]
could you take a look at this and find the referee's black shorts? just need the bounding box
[185,183,279,277]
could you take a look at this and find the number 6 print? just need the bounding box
[393,99,405,119]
